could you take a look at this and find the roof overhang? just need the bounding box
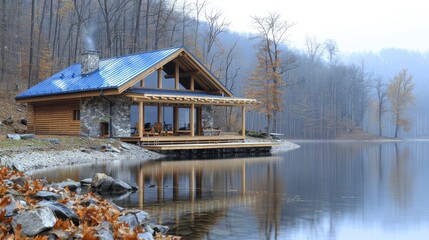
[125,92,257,106]
[15,88,119,103]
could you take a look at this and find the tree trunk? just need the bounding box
[28,0,36,88]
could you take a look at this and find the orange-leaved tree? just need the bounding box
[387,69,415,138]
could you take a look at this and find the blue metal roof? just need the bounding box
[16,47,182,99]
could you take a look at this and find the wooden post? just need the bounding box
[197,106,202,135]
[174,105,179,135]
[157,68,162,88]
[138,168,144,208]
[190,104,195,136]
[175,62,179,89]
[140,78,144,87]
[157,105,162,123]
[138,102,144,138]
[190,74,195,90]
[241,105,246,138]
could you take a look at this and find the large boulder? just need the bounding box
[7,134,21,140]
[57,179,81,192]
[35,191,62,201]
[11,207,57,236]
[91,173,108,188]
[110,179,133,194]
[38,200,79,225]
[98,176,115,193]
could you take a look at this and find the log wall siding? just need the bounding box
[29,100,80,135]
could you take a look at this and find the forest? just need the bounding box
[0,0,425,139]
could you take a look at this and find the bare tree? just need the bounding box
[305,35,324,65]
[324,38,338,65]
[373,76,388,136]
[28,0,36,88]
[387,69,416,138]
[250,12,294,132]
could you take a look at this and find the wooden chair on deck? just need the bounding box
[154,122,165,136]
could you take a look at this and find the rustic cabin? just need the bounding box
[16,46,274,152]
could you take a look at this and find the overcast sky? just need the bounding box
[191,0,429,53]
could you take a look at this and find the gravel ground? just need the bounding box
[0,137,299,173]
[0,142,164,173]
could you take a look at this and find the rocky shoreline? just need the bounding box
[0,166,177,239]
[0,139,164,173]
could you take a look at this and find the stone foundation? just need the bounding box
[80,96,132,137]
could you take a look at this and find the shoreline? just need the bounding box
[0,141,165,173]
[0,137,300,173]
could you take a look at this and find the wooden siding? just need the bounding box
[29,100,80,135]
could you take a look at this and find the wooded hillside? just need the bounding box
[0,0,423,138]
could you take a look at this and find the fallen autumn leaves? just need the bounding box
[0,166,180,239]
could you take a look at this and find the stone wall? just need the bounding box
[201,106,214,129]
[80,96,132,137]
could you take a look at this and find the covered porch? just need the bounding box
[121,88,257,146]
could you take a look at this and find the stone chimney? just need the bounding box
[81,50,99,76]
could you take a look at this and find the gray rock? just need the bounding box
[118,214,139,229]
[98,176,114,192]
[110,179,132,194]
[135,210,151,226]
[128,182,139,191]
[57,179,81,191]
[12,163,24,172]
[19,134,34,140]
[110,146,121,153]
[3,116,14,125]
[47,138,60,144]
[99,221,114,232]
[48,229,71,239]
[7,133,21,140]
[137,232,154,240]
[152,224,169,235]
[12,207,57,236]
[35,191,62,201]
[120,143,131,150]
[96,228,114,240]
[80,198,98,207]
[11,176,28,186]
[91,173,108,188]
[38,200,79,225]
[80,178,92,186]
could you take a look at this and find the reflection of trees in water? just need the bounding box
[390,143,412,209]
[251,162,283,240]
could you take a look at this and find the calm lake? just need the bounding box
[30,140,429,240]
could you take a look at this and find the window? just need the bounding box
[72,110,80,120]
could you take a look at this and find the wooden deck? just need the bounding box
[120,135,278,152]
[143,142,278,151]
[120,135,245,145]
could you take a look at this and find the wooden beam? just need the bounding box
[175,62,179,89]
[190,103,195,136]
[164,71,198,79]
[242,106,246,137]
[157,68,162,88]
[190,74,195,91]
[139,102,144,138]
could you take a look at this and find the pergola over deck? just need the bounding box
[124,88,257,141]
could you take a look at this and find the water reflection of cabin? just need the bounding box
[16,46,272,150]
